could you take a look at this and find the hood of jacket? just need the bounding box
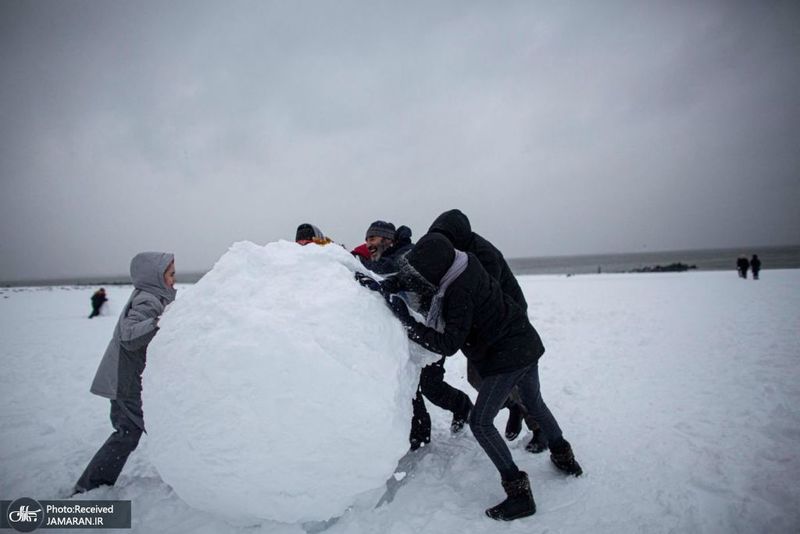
[130,252,176,303]
[428,209,473,250]
[394,225,413,249]
[403,233,456,287]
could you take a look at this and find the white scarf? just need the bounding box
[426,250,469,332]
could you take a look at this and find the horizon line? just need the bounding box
[2,243,798,287]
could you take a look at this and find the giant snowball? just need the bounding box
[143,241,422,524]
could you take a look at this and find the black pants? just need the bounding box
[76,400,143,491]
[470,363,563,480]
[410,357,473,443]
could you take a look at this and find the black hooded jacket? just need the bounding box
[428,209,527,311]
[400,233,544,377]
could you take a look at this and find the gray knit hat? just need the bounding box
[365,220,396,240]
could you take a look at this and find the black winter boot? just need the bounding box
[549,439,583,476]
[524,424,548,453]
[409,435,430,451]
[485,471,536,521]
[450,413,467,434]
[504,405,523,440]
[450,403,472,434]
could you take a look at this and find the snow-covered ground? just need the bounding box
[1,269,799,533]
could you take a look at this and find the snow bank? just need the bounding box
[143,241,419,524]
[2,270,800,533]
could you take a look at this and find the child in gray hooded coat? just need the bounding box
[74,252,176,493]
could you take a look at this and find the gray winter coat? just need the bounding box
[90,252,176,406]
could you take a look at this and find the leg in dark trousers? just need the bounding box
[76,400,143,491]
[467,361,483,391]
[470,363,566,480]
[469,361,537,442]
[512,364,563,445]
[409,389,432,449]
[469,367,526,480]
[514,364,582,475]
[419,357,473,420]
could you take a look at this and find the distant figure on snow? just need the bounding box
[750,254,761,280]
[74,252,177,494]
[736,256,750,279]
[88,288,108,318]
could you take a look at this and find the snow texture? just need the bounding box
[144,241,419,524]
[1,267,799,533]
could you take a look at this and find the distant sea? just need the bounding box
[2,245,799,287]
[507,245,800,276]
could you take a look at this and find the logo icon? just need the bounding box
[6,498,44,533]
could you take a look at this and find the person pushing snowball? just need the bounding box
[355,221,473,450]
[428,209,547,452]
[363,233,582,521]
[295,223,333,246]
[73,252,177,494]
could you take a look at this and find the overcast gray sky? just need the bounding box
[1,0,798,282]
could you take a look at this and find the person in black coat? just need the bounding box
[429,209,543,449]
[736,256,750,278]
[88,288,108,318]
[750,254,761,280]
[428,209,526,308]
[372,233,582,521]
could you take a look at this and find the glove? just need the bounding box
[355,272,381,292]
[379,275,402,295]
[386,294,414,327]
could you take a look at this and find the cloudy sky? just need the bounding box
[1,0,798,282]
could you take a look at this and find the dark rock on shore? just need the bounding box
[630,262,697,273]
